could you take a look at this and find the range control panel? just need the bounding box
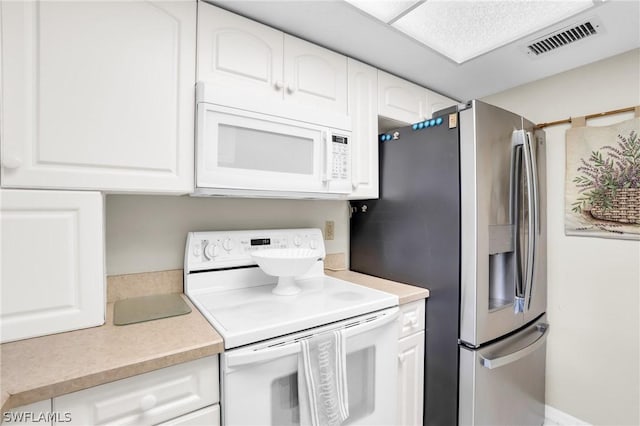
[185,228,325,272]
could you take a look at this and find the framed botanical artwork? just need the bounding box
[565,117,640,240]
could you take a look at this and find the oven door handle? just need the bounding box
[225,341,302,369]
[225,308,400,369]
[341,308,399,339]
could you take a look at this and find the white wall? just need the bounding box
[105,195,350,275]
[483,49,640,426]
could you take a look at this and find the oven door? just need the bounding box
[197,103,339,195]
[220,308,399,426]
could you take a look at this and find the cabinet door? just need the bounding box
[283,35,348,116]
[0,190,104,343]
[197,2,284,110]
[397,331,425,426]
[378,71,427,125]
[425,89,458,119]
[347,59,378,200]
[0,0,195,193]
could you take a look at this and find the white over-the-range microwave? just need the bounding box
[194,82,352,199]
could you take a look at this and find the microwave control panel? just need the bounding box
[331,135,349,181]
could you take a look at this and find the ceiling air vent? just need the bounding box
[525,20,602,56]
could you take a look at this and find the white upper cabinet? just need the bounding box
[0,0,196,193]
[378,70,428,125]
[197,3,283,106]
[283,35,347,115]
[197,3,348,129]
[1,190,105,343]
[348,59,378,200]
[425,89,459,118]
[378,70,457,124]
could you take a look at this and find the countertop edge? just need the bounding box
[1,295,223,414]
[2,344,220,412]
[325,269,430,304]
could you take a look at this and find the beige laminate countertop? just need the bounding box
[0,295,223,413]
[326,269,430,304]
[0,268,427,415]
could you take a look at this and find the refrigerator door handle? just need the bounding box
[511,142,525,311]
[514,130,536,314]
[479,323,549,369]
[523,132,539,311]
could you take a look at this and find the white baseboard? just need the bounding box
[545,405,591,426]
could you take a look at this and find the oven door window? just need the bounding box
[268,347,376,426]
[221,314,398,425]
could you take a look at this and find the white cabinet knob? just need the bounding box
[398,353,406,364]
[274,81,284,91]
[286,84,296,94]
[2,154,22,169]
[140,394,157,411]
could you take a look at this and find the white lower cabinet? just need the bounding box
[3,400,54,426]
[53,356,219,426]
[397,300,426,426]
[0,189,105,343]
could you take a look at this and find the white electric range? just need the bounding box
[184,228,400,425]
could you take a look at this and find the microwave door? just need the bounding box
[196,104,326,193]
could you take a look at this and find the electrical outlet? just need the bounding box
[324,221,335,241]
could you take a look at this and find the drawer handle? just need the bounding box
[140,394,157,411]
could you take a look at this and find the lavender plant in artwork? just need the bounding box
[572,130,640,213]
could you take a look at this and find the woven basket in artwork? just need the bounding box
[589,188,640,224]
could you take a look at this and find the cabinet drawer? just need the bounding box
[53,356,219,425]
[157,404,220,426]
[399,300,426,338]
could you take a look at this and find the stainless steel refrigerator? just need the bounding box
[350,100,549,426]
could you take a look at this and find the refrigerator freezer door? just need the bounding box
[459,315,548,426]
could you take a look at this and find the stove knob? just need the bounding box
[204,243,219,260]
[222,238,233,252]
[310,239,318,249]
[293,235,302,247]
